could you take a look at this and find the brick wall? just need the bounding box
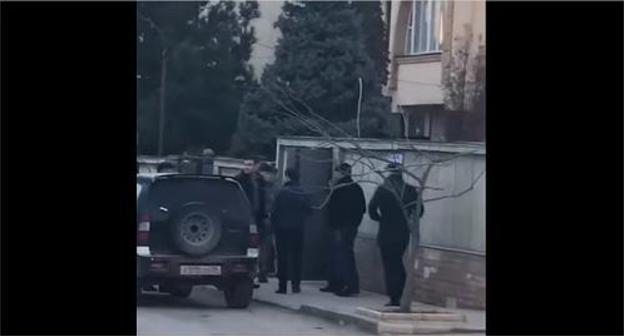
[412,247,485,309]
[355,236,485,310]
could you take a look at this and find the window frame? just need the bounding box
[405,0,444,56]
[400,108,432,140]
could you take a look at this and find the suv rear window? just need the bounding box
[147,177,252,227]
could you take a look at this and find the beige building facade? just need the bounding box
[384,0,485,142]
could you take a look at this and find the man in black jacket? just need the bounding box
[271,168,312,294]
[235,157,268,234]
[256,162,278,282]
[321,163,366,297]
[234,157,268,287]
[368,163,424,307]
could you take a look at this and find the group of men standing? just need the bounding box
[235,157,423,307]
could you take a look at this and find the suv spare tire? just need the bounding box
[171,204,223,257]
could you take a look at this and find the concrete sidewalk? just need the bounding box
[253,279,485,335]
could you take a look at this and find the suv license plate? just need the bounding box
[180,265,221,276]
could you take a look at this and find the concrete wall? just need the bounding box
[355,236,387,294]
[137,156,170,173]
[136,155,248,177]
[405,151,485,252]
[138,164,158,174]
[212,156,247,176]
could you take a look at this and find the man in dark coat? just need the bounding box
[321,163,366,297]
[256,162,278,282]
[368,163,424,307]
[271,168,312,294]
[235,157,268,235]
[234,157,268,287]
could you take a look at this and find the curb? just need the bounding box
[300,304,378,333]
[253,298,485,335]
[252,297,300,312]
[356,307,466,322]
[253,298,377,334]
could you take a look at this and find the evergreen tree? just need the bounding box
[231,1,391,158]
[137,1,259,155]
[352,1,389,85]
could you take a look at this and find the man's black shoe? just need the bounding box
[258,276,268,283]
[275,288,287,294]
[292,286,301,293]
[334,288,358,297]
[253,283,260,289]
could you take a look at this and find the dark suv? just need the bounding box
[137,173,259,308]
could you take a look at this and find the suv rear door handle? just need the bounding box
[226,228,244,233]
[159,206,169,213]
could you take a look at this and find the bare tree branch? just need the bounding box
[421,169,484,204]
[263,82,432,186]
[262,78,484,222]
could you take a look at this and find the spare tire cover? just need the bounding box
[171,204,223,257]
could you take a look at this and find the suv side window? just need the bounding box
[137,180,151,214]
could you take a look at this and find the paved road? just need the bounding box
[137,286,369,335]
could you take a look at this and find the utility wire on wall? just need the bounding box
[356,77,363,138]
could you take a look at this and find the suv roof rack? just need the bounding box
[137,173,237,182]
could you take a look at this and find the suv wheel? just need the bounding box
[224,276,253,309]
[171,204,223,257]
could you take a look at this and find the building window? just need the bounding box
[401,107,432,140]
[405,0,444,55]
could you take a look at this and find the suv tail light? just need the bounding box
[247,223,259,258]
[248,224,259,248]
[137,214,150,245]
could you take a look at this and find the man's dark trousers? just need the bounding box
[275,228,304,288]
[326,231,341,290]
[258,231,275,277]
[379,240,408,303]
[336,226,360,292]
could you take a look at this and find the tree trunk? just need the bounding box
[399,218,419,312]
[157,48,168,156]
[399,199,422,313]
